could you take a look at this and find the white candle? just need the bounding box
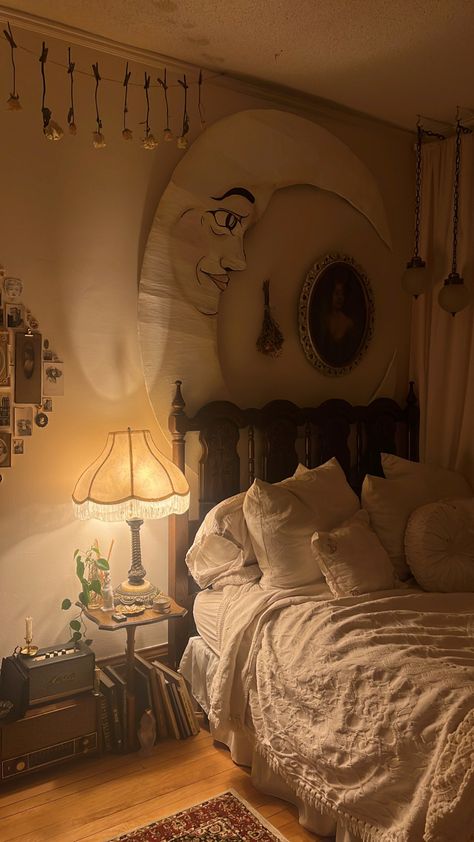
[25,616,33,640]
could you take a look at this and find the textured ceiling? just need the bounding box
[3,0,474,128]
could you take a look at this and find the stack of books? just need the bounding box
[97,656,199,752]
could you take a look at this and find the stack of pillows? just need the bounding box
[186,455,474,598]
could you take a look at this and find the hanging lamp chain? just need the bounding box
[450,121,471,278]
[413,123,423,259]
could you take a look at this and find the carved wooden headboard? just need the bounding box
[167,381,419,665]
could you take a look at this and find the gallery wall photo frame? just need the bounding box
[298,253,375,377]
[0,431,11,468]
[14,332,42,405]
[0,333,10,387]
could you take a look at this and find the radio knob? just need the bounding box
[16,760,26,772]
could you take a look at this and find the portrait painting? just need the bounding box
[0,431,11,467]
[13,438,24,455]
[299,254,374,377]
[14,332,42,405]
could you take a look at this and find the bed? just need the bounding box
[166,381,474,842]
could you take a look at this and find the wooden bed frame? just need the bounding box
[167,381,419,666]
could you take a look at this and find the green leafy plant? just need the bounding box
[61,540,110,646]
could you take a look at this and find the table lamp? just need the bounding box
[72,428,189,605]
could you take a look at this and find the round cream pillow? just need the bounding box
[405,498,474,592]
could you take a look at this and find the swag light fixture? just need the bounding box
[402,123,429,298]
[438,121,471,316]
[72,428,190,604]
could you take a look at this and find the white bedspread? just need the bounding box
[209,584,474,842]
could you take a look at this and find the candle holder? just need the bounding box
[20,636,38,657]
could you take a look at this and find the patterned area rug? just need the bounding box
[108,790,290,841]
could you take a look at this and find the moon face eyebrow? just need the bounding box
[210,187,256,204]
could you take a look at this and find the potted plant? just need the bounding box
[61,539,111,645]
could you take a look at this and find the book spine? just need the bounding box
[168,682,190,738]
[157,671,181,739]
[150,673,168,739]
[176,683,200,736]
[99,692,113,753]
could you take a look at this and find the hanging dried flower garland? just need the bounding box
[256,279,284,357]
[122,61,132,141]
[177,74,189,149]
[67,47,77,135]
[157,68,173,141]
[142,72,158,149]
[3,23,20,110]
[1,22,211,149]
[92,62,106,148]
[39,41,63,140]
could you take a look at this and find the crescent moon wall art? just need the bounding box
[138,109,391,435]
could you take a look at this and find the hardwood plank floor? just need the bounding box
[0,729,325,842]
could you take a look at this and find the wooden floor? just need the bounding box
[0,728,325,842]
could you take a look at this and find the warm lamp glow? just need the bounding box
[72,429,189,521]
[72,428,189,605]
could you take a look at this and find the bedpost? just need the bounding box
[406,381,420,463]
[168,380,190,667]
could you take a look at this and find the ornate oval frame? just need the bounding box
[298,254,374,377]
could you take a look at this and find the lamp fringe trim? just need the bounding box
[73,492,190,522]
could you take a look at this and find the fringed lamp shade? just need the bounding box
[72,429,189,521]
[72,428,189,605]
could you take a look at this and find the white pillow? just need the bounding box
[186,492,257,588]
[405,498,474,592]
[311,510,397,597]
[243,458,360,589]
[382,453,472,499]
[362,462,472,581]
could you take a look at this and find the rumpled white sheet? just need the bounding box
[209,584,474,842]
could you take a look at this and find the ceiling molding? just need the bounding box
[0,4,412,136]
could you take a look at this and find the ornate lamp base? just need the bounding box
[114,577,158,605]
[114,517,159,606]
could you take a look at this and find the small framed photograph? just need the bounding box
[4,277,23,302]
[43,361,64,396]
[43,398,53,412]
[14,406,33,437]
[14,332,42,405]
[13,438,24,455]
[6,304,24,329]
[0,394,11,428]
[0,431,11,467]
[0,333,10,386]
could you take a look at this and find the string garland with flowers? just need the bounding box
[2,20,213,151]
[142,72,158,149]
[157,68,173,141]
[122,61,132,141]
[67,47,77,135]
[39,41,63,140]
[3,23,20,110]
[92,62,106,148]
[177,73,189,149]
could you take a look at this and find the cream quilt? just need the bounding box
[209,585,474,842]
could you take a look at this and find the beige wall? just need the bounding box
[0,29,413,658]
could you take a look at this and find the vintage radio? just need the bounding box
[0,693,98,780]
[1,642,95,714]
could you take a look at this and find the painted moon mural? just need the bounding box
[138,108,391,436]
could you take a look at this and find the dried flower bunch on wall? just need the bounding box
[256,279,284,358]
[0,264,64,477]
[2,22,210,151]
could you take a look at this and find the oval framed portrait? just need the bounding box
[298,254,374,377]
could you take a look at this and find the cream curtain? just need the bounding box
[410,133,474,484]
